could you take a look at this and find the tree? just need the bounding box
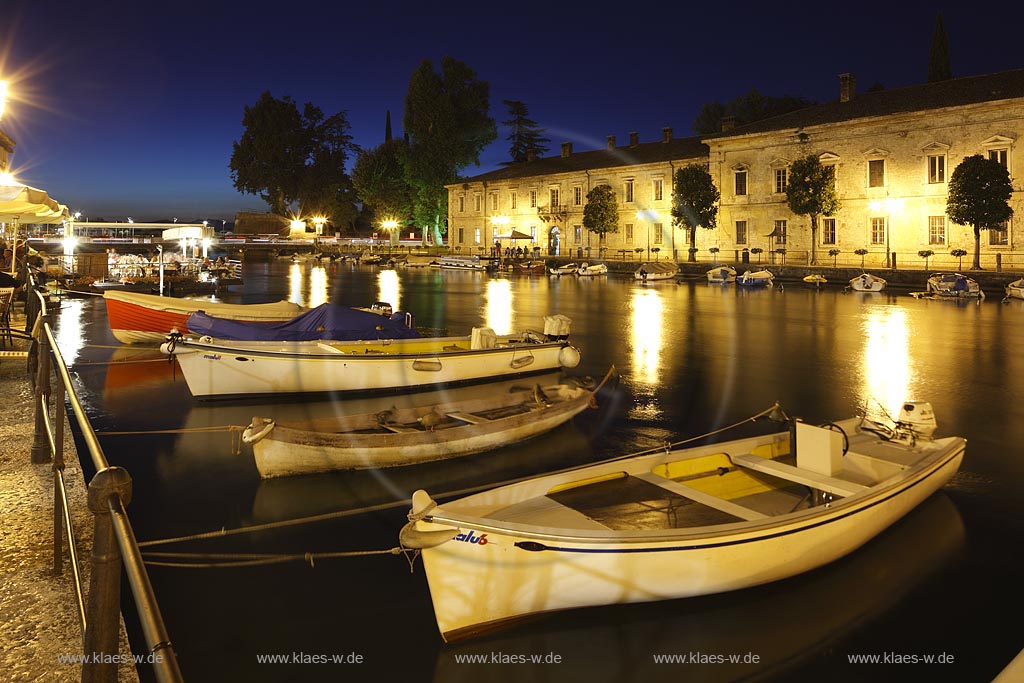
[671,164,720,262]
[692,89,814,134]
[928,13,952,82]
[946,155,1014,269]
[501,100,550,164]
[351,138,415,237]
[582,185,618,245]
[786,154,840,265]
[828,248,841,267]
[854,248,868,268]
[230,91,359,225]
[951,248,968,270]
[918,249,935,270]
[403,57,497,245]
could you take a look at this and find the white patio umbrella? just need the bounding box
[0,179,70,275]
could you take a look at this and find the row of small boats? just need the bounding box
[99,285,969,646]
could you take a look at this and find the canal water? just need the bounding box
[54,260,1023,682]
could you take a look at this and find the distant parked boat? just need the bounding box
[848,273,887,292]
[736,269,774,288]
[802,274,828,288]
[635,262,679,282]
[707,266,737,284]
[437,255,486,271]
[549,262,579,276]
[923,272,984,299]
[577,262,608,276]
[1005,278,1024,301]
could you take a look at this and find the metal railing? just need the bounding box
[24,277,183,682]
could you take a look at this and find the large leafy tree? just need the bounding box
[786,154,840,265]
[403,57,497,245]
[351,138,415,241]
[946,154,1014,269]
[230,91,359,225]
[582,185,618,244]
[671,164,720,261]
[502,100,549,164]
[693,89,813,135]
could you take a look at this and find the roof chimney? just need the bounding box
[629,131,639,147]
[526,149,537,162]
[720,116,736,132]
[607,135,616,149]
[840,73,856,102]
[662,127,673,143]
[561,142,572,158]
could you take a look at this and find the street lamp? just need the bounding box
[637,209,658,261]
[381,219,398,253]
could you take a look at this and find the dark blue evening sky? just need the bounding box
[3,0,1022,222]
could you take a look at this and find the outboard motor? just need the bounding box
[897,401,937,438]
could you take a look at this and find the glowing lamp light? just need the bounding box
[381,219,398,231]
[0,80,7,120]
[490,215,510,227]
[290,219,306,232]
[636,209,658,221]
[0,171,16,186]
[202,238,212,258]
[61,236,78,256]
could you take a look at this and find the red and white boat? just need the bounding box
[103,290,305,344]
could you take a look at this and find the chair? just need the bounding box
[0,287,14,348]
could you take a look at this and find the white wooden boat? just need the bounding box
[737,269,774,287]
[924,272,984,299]
[436,255,485,271]
[548,262,578,276]
[401,401,965,641]
[103,290,306,344]
[517,260,547,274]
[242,373,604,477]
[1005,278,1024,300]
[849,273,887,292]
[635,262,678,281]
[706,266,736,284]
[576,262,608,276]
[161,319,581,399]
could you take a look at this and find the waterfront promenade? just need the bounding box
[0,303,137,682]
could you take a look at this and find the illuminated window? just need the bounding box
[928,216,946,245]
[928,154,946,183]
[735,220,747,244]
[529,191,537,208]
[653,179,663,201]
[868,159,885,188]
[510,192,517,210]
[871,217,886,245]
[735,170,748,196]
[654,223,663,245]
[990,220,1009,245]
[474,227,481,244]
[774,168,787,194]
[822,218,836,245]
[550,188,559,207]
[625,223,634,243]
[574,225,582,243]
[774,219,787,245]
[624,180,635,203]
[573,187,583,205]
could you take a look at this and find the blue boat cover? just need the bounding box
[186,304,420,341]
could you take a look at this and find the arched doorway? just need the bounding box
[548,226,561,256]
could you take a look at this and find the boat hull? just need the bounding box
[246,385,594,477]
[849,274,887,292]
[104,290,305,344]
[411,423,964,641]
[164,335,581,399]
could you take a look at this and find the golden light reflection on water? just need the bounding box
[377,270,401,312]
[54,298,85,365]
[309,266,328,307]
[287,263,303,305]
[630,288,663,387]
[861,307,912,418]
[485,279,513,334]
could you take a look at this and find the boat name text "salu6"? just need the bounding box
[454,530,488,545]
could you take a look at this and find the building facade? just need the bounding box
[450,69,1024,269]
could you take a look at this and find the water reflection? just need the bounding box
[309,266,328,307]
[376,269,401,312]
[485,279,513,334]
[288,262,303,305]
[861,307,912,417]
[53,298,87,366]
[629,288,663,387]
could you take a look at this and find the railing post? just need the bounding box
[82,467,132,683]
[31,312,53,464]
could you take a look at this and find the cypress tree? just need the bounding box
[928,13,952,82]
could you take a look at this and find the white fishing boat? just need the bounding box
[161,316,580,399]
[401,401,964,642]
[635,262,679,281]
[848,273,887,292]
[549,262,578,276]
[706,265,736,284]
[576,262,608,277]
[242,371,608,478]
[1004,278,1024,300]
[736,269,774,287]
[437,255,486,271]
[922,272,984,299]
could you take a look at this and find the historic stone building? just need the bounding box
[449,68,1024,268]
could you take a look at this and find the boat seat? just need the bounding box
[731,454,868,497]
[446,411,489,424]
[633,472,768,521]
[382,424,419,433]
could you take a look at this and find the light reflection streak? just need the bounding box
[309,266,328,307]
[287,263,303,306]
[630,288,663,387]
[485,279,513,335]
[54,298,85,366]
[377,270,401,312]
[861,308,912,418]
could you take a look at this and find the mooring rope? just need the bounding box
[95,425,247,454]
[141,547,404,569]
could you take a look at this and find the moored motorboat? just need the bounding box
[103,290,306,344]
[549,262,578,276]
[242,371,608,477]
[437,255,486,271]
[576,262,608,276]
[161,315,581,399]
[848,273,887,292]
[401,401,965,641]
[924,272,984,299]
[635,262,679,282]
[184,302,418,341]
[706,265,737,284]
[517,260,547,274]
[1004,278,1024,301]
[802,274,827,288]
[736,269,774,287]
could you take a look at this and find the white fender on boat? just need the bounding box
[242,417,276,444]
[558,345,582,368]
[399,522,458,549]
